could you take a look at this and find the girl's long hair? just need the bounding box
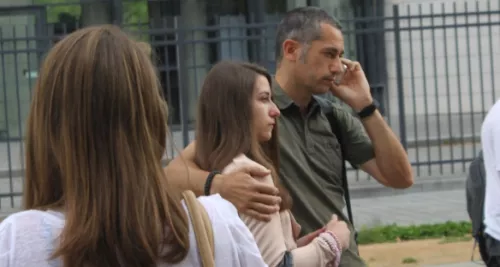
[194,61,292,210]
[24,25,189,267]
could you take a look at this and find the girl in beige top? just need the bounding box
[194,60,351,267]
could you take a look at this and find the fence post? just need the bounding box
[393,5,407,150]
[247,0,266,64]
[110,0,123,25]
[174,17,190,147]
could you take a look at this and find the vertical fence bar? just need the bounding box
[158,18,176,158]
[442,3,455,173]
[25,25,33,102]
[464,2,477,156]
[430,3,443,174]
[487,0,496,102]
[174,17,190,147]
[12,27,22,206]
[476,1,486,121]
[110,0,123,25]
[453,2,466,171]
[189,28,198,107]
[12,27,24,179]
[393,5,407,150]
[407,5,420,176]
[248,0,265,64]
[0,28,13,208]
[418,4,431,176]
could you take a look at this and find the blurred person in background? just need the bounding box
[480,99,500,266]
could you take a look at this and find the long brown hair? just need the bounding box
[194,60,292,210]
[24,25,189,266]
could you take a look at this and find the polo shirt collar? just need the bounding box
[272,78,294,110]
[272,77,320,112]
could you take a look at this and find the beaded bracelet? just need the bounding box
[320,232,341,267]
[325,231,342,267]
[325,230,343,252]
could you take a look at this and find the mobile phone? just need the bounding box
[333,64,348,85]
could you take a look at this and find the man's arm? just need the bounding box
[359,110,413,189]
[165,141,281,221]
[329,58,413,189]
[164,141,210,196]
[334,106,412,189]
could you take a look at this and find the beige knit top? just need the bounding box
[222,155,340,267]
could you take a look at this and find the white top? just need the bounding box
[482,99,500,240]
[0,194,268,267]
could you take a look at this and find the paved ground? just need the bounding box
[0,186,472,229]
[424,262,484,267]
[352,189,479,267]
[351,189,468,229]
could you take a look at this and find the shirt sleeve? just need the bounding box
[492,124,500,171]
[230,216,269,267]
[199,195,268,267]
[0,219,14,267]
[332,105,375,168]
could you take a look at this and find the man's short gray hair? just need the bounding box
[275,6,342,63]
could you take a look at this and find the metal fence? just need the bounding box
[0,0,498,209]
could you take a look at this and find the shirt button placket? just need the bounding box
[304,118,315,153]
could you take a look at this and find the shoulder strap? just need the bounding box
[317,99,356,235]
[182,190,215,267]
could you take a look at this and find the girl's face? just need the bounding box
[252,75,281,142]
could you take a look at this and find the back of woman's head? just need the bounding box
[24,25,188,267]
[194,60,291,210]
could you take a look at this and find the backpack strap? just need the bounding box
[316,98,357,244]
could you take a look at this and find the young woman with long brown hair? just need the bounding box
[194,60,351,267]
[0,26,266,267]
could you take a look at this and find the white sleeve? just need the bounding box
[198,195,268,267]
[229,216,269,267]
[493,123,500,171]
[0,219,14,267]
[0,211,63,267]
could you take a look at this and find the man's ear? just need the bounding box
[282,39,301,62]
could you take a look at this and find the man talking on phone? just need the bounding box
[166,6,413,266]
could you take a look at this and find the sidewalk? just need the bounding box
[351,189,481,267]
[424,262,484,267]
[0,185,471,227]
[351,189,468,229]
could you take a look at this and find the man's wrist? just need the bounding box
[209,173,224,195]
[360,109,383,124]
[351,97,373,113]
[204,171,221,195]
[357,101,379,120]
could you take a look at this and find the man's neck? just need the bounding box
[275,69,312,110]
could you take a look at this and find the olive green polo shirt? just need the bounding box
[273,81,375,266]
